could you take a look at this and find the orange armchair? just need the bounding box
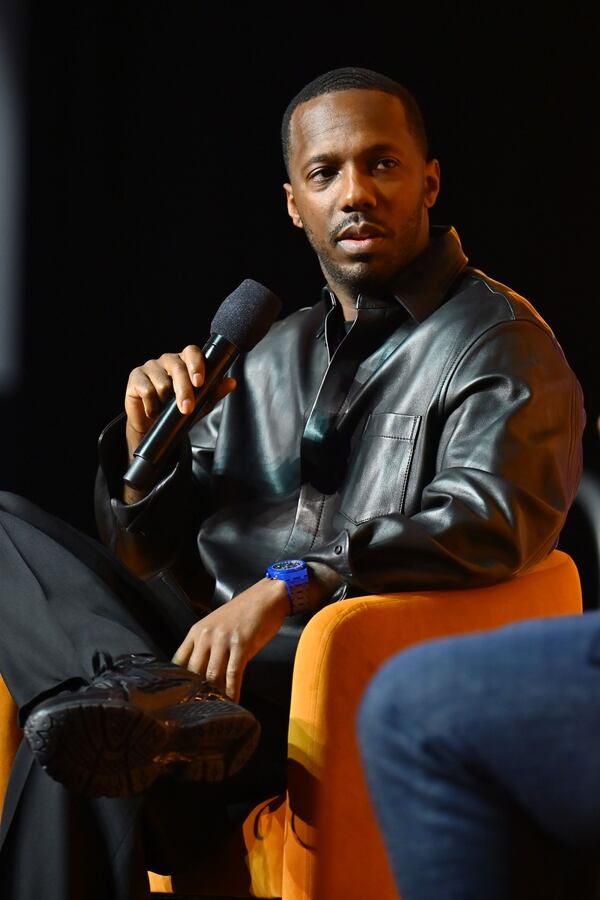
[0,549,582,900]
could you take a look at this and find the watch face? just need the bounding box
[271,559,304,572]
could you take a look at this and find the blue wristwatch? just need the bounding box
[265,559,311,615]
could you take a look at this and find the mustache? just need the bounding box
[331,215,389,241]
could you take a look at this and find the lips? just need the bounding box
[337,223,387,241]
[336,223,388,255]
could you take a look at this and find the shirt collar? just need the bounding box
[317,225,468,336]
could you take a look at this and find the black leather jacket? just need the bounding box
[95,226,585,617]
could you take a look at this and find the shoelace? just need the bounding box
[91,651,159,680]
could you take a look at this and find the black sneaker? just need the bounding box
[23,653,261,797]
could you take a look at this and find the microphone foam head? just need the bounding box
[211,279,282,351]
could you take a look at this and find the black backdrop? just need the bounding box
[2,4,598,544]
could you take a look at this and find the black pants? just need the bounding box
[0,491,294,900]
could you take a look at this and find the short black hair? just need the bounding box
[281,66,429,175]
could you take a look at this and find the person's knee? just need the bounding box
[357,636,486,770]
[357,642,452,761]
[357,662,393,757]
[0,490,36,518]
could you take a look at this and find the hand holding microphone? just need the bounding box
[123,279,282,494]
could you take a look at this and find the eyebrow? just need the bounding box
[302,153,335,171]
[302,143,403,172]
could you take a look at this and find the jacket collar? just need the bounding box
[318,225,468,334]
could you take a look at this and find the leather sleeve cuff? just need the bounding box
[96,412,191,534]
[304,529,354,599]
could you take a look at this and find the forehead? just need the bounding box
[288,89,415,167]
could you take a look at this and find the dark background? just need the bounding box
[0,5,598,578]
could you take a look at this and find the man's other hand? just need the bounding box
[172,579,290,703]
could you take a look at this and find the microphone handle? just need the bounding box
[123,333,238,492]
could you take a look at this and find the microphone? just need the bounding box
[123,278,282,492]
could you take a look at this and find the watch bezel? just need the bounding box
[268,559,307,574]
[265,559,311,615]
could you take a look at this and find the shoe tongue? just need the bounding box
[94,652,158,675]
[113,652,159,667]
[92,655,181,695]
[90,653,160,691]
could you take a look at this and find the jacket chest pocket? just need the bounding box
[339,413,421,525]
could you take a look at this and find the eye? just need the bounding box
[375,158,399,171]
[308,166,337,183]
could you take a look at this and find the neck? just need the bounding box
[336,294,358,321]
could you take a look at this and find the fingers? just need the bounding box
[172,634,194,669]
[126,344,204,413]
[170,345,206,414]
[225,648,245,704]
[179,344,206,391]
[124,345,205,443]
[127,360,178,420]
[172,624,246,702]
[125,344,238,428]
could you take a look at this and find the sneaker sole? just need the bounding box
[23,697,261,797]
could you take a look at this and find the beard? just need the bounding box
[303,192,428,299]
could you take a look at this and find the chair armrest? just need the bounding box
[0,676,21,817]
[282,549,582,900]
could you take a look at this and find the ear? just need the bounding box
[283,183,304,229]
[423,159,441,209]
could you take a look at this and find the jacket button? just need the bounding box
[334,545,342,555]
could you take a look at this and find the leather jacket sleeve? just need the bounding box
[94,401,222,578]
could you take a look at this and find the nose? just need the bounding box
[339,165,377,211]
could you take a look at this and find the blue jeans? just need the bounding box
[357,613,600,900]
